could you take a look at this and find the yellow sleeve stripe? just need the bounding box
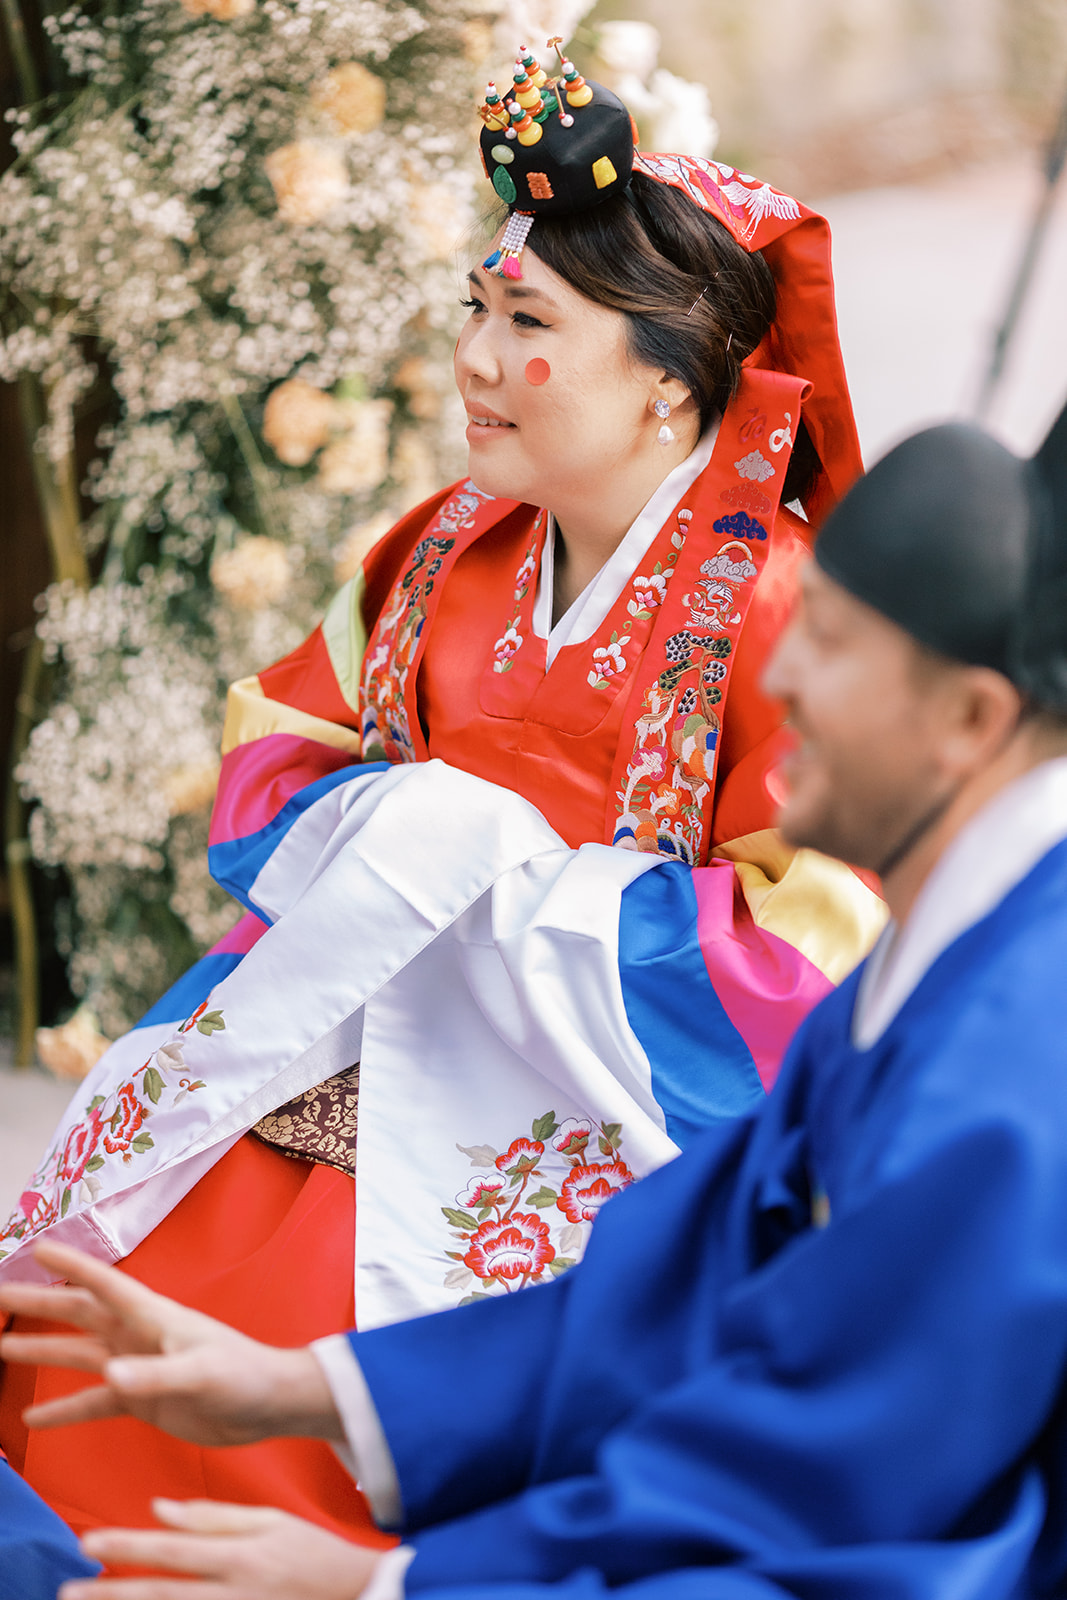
[713,828,888,986]
[220,675,363,759]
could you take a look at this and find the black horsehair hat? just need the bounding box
[814,396,1067,714]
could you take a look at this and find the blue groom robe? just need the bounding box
[0,1457,100,1600]
[351,837,1067,1599]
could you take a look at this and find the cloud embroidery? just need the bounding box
[734,449,775,483]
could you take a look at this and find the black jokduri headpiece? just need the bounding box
[814,397,1067,713]
[477,42,634,279]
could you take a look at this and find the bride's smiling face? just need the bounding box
[453,236,666,509]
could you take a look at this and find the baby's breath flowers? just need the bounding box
[3,0,483,1032]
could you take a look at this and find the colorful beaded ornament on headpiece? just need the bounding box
[483,211,535,281]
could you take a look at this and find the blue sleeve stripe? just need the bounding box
[618,863,764,1146]
[135,951,246,1030]
[207,761,389,911]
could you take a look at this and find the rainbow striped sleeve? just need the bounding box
[209,574,371,903]
[619,835,885,1145]
[129,576,374,1034]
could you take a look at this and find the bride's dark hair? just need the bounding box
[524,170,819,504]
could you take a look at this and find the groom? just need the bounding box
[3,400,1067,1599]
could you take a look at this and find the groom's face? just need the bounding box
[762,562,961,873]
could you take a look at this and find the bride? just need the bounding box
[0,49,881,1555]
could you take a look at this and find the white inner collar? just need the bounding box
[532,420,720,669]
[852,755,1067,1048]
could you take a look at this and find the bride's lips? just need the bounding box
[465,400,516,442]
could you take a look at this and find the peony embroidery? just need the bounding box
[551,1118,593,1159]
[463,1212,555,1283]
[587,641,627,688]
[514,549,538,590]
[441,1111,631,1305]
[16,1190,59,1235]
[557,1159,634,1224]
[57,1106,105,1185]
[103,1082,148,1158]
[457,1173,509,1209]
[495,1136,545,1175]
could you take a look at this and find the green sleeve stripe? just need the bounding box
[321,570,368,716]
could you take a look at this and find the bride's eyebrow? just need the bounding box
[466,269,561,312]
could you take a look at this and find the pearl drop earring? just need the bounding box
[654,398,675,446]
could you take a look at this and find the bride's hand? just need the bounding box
[59,1499,385,1600]
[0,1239,342,1447]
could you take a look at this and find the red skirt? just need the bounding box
[0,1135,395,1553]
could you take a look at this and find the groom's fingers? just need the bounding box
[0,1282,120,1335]
[0,1330,110,1372]
[61,1581,229,1599]
[23,1383,127,1429]
[82,1524,236,1575]
[153,1498,285,1534]
[105,1346,240,1400]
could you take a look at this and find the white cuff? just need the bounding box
[310,1333,404,1530]
[361,1545,416,1600]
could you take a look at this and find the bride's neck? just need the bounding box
[548,427,698,623]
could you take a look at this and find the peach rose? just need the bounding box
[211,535,290,609]
[36,1007,111,1082]
[265,141,348,225]
[163,761,221,815]
[312,62,386,136]
[333,509,395,584]
[180,0,255,17]
[407,180,467,261]
[262,378,336,466]
[394,356,441,421]
[317,398,392,495]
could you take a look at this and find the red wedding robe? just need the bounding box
[0,426,817,1554]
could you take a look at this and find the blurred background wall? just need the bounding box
[588,0,1067,193]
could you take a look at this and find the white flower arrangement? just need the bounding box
[2,0,489,1037]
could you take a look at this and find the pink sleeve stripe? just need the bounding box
[210,909,270,957]
[693,864,833,1091]
[210,733,356,847]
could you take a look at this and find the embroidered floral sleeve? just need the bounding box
[587,537,682,691]
[0,1002,223,1261]
[491,530,541,674]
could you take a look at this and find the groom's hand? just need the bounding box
[59,1499,385,1600]
[0,1239,343,1446]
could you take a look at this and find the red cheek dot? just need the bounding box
[525,358,551,386]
